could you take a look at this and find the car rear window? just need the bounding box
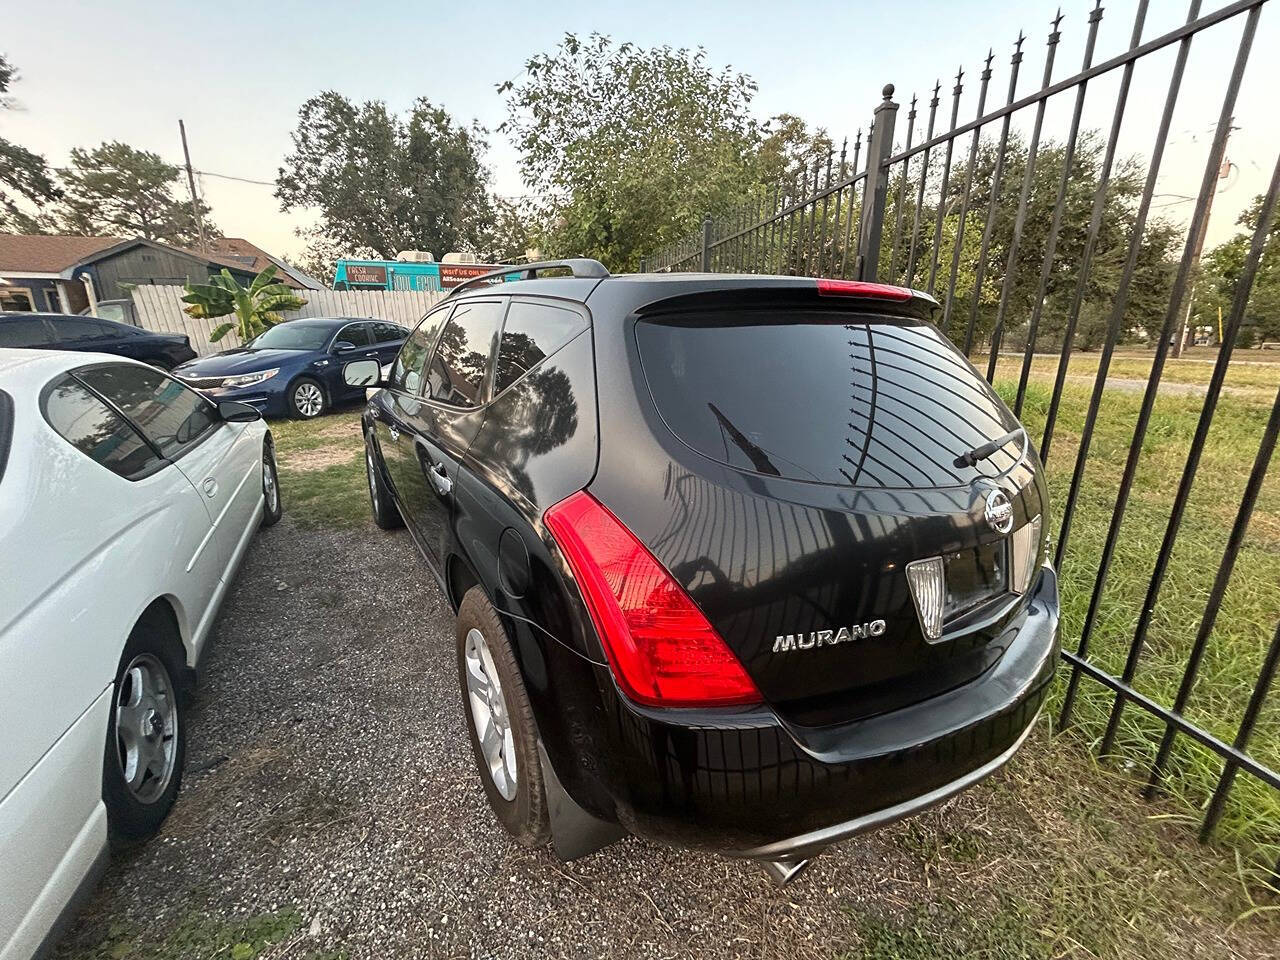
[48,317,112,342]
[636,311,1021,489]
[0,317,51,348]
[43,374,162,480]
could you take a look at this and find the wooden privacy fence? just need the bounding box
[128,286,444,356]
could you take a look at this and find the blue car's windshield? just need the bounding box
[245,322,333,351]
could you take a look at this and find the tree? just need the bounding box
[880,131,1180,350]
[56,141,217,246]
[182,266,306,343]
[475,196,537,263]
[0,54,60,231]
[276,93,492,261]
[500,33,766,270]
[1196,193,1280,345]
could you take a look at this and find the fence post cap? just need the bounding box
[881,83,895,100]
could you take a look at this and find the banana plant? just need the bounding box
[182,266,307,343]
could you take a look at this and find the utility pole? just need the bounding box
[179,119,209,253]
[1172,122,1232,359]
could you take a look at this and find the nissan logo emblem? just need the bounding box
[984,489,1014,534]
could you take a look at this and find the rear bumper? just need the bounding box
[563,566,1059,854]
[733,707,1039,860]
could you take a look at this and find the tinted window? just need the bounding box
[0,317,51,347]
[426,300,504,408]
[494,301,588,394]
[77,364,219,459]
[636,313,1020,489]
[334,323,372,348]
[389,306,451,395]
[43,375,161,480]
[373,322,406,343]
[48,318,112,342]
[245,321,335,351]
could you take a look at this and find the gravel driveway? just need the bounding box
[53,517,924,960]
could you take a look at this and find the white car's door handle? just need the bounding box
[202,477,218,498]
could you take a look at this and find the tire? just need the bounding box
[365,431,403,530]
[456,587,549,846]
[288,376,327,419]
[102,613,189,846]
[261,437,283,527]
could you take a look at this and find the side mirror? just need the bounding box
[343,358,382,388]
[218,400,262,423]
[332,340,357,354]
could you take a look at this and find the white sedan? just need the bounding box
[0,349,282,960]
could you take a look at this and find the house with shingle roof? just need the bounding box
[205,237,323,291]
[0,234,306,314]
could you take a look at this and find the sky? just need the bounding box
[3,0,1277,262]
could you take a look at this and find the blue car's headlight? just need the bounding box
[222,367,280,388]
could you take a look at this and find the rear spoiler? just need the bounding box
[631,276,940,322]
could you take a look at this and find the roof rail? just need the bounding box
[445,258,610,298]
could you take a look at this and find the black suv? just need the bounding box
[344,260,1059,882]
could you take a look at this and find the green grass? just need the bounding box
[996,373,1279,872]
[268,411,369,529]
[66,907,342,960]
[981,347,1280,399]
[846,731,1279,959]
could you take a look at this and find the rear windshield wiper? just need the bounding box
[954,427,1025,469]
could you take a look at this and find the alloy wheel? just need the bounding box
[293,382,323,417]
[114,653,179,804]
[463,627,518,801]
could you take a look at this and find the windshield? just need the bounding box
[245,322,334,351]
[96,302,128,324]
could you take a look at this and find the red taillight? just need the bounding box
[544,491,762,708]
[815,278,913,301]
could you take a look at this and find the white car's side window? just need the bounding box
[43,374,163,480]
[76,365,220,461]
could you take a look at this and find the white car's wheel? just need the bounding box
[102,612,188,845]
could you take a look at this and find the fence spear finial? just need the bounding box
[1050,8,1065,40]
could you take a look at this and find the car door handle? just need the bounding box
[202,477,218,498]
[428,461,452,497]
[365,351,379,357]
[388,426,400,442]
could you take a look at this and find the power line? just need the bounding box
[196,168,277,187]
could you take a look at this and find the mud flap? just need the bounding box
[537,741,626,861]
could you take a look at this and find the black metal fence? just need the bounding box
[647,0,1278,873]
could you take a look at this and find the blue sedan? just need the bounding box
[172,317,409,419]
